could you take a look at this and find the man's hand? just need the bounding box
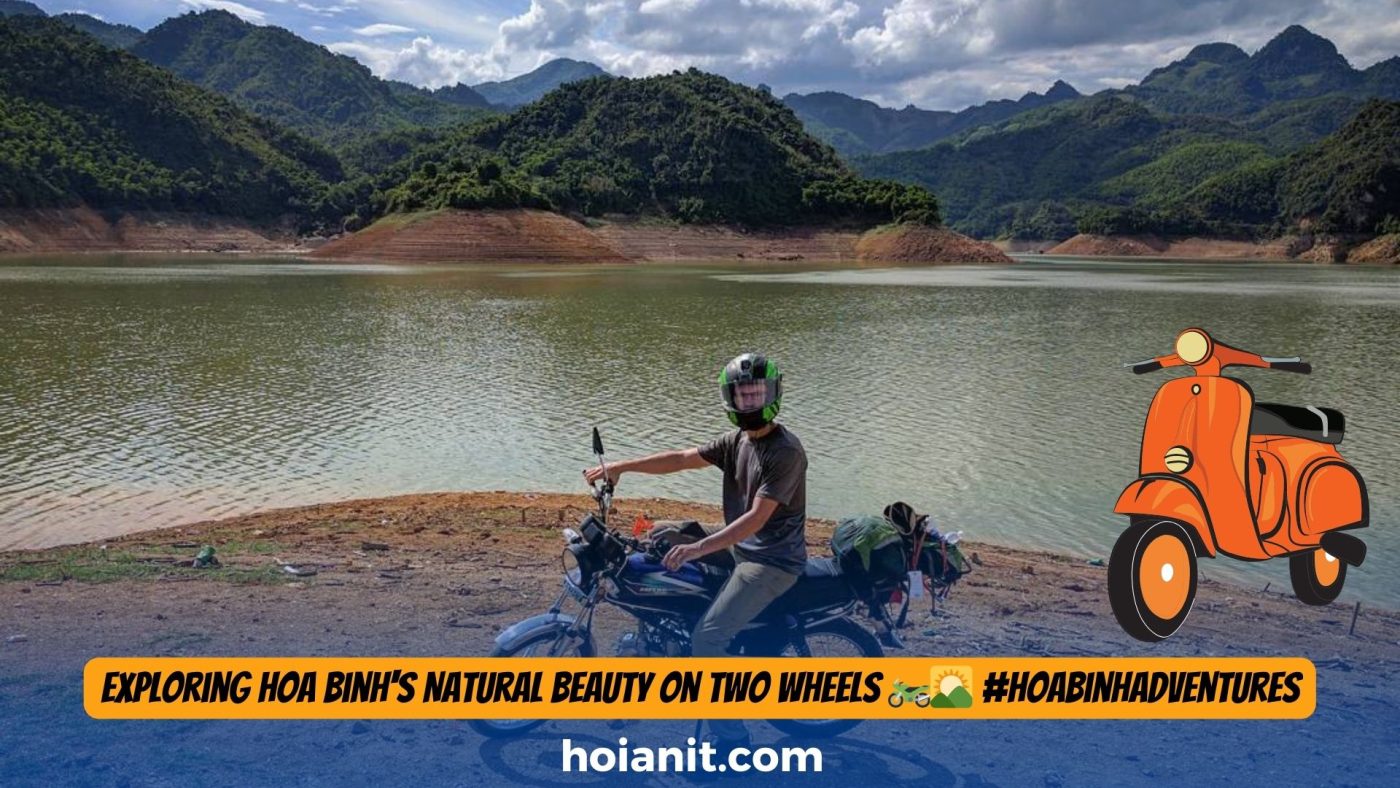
[582,464,621,487]
[663,542,707,572]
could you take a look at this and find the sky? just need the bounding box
[43,0,1400,109]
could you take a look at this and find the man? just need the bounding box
[582,352,807,748]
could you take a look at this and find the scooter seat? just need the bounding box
[1252,402,1345,445]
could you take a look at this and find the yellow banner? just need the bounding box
[84,656,1315,720]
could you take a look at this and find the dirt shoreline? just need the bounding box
[3,492,1397,786]
[4,491,1395,662]
[311,210,1014,265]
[8,208,1397,266]
[0,207,314,256]
[0,207,1011,265]
[1042,232,1400,263]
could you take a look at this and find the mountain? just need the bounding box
[857,26,1400,238]
[784,80,1081,156]
[0,15,340,220]
[1129,25,1397,117]
[54,13,142,49]
[427,82,492,109]
[0,3,142,49]
[471,58,610,107]
[129,11,488,143]
[0,1,43,17]
[856,95,1240,236]
[352,69,938,229]
[819,25,1396,164]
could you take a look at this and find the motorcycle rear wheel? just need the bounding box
[1290,547,1346,606]
[466,625,596,738]
[768,617,884,739]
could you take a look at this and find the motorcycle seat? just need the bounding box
[768,558,853,614]
[1251,402,1345,445]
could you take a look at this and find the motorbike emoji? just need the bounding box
[1110,328,1370,641]
[888,680,931,708]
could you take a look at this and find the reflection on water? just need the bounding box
[1,257,1397,605]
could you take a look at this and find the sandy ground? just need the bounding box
[2,492,1398,787]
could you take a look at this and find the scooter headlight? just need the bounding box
[1175,329,1212,365]
[1164,446,1193,474]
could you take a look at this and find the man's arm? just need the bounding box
[663,496,779,570]
[583,448,709,486]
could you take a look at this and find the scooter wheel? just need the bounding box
[1108,520,1198,642]
[1290,548,1346,606]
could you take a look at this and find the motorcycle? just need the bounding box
[1110,328,1370,642]
[469,428,887,738]
[887,680,931,708]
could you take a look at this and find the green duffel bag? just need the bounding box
[831,515,907,595]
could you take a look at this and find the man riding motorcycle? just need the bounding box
[582,352,807,750]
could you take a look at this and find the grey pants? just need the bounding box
[692,557,798,741]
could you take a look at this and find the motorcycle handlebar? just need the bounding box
[1265,359,1312,374]
[1124,353,1311,375]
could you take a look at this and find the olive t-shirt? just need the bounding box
[698,425,808,575]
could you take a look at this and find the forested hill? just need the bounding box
[0,0,142,48]
[784,81,1082,157]
[0,15,340,220]
[129,11,488,144]
[858,96,1400,239]
[856,25,1400,239]
[335,70,940,230]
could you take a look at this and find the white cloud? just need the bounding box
[297,2,351,16]
[329,36,503,87]
[178,0,267,25]
[353,23,415,36]
[499,0,596,49]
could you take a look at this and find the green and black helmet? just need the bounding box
[718,353,782,430]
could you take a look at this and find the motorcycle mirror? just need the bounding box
[592,426,605,457]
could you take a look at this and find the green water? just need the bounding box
[1,256,1397,605]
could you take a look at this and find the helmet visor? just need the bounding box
[722,378,780,413]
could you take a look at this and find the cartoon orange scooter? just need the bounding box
[1110,328,1370,641]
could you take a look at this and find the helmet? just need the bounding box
[719,353,782,430]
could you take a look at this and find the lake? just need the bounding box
[1,256,1397,605]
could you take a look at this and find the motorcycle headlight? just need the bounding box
[1175,329,1212,365]
[562,543,595,592]
[1164,445,1193,473]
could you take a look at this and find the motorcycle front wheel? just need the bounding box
[466,625,596,738]
[768,617,884,739]
[1108,520,1198,642]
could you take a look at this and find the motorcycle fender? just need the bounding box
[494,612,580,653]
[1115,476,1215,557]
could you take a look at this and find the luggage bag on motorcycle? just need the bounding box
[916,528,971,584]
[831,515,907,597]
